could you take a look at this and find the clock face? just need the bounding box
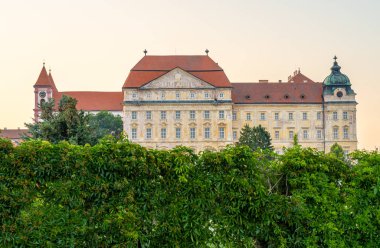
[39,91,46,98]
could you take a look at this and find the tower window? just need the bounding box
[337,91,343,98]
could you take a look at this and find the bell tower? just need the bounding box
[33,63,58,122]
[322,56,357,153]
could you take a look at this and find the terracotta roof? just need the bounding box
[0,129,29,140]
[232,82,323,104]
[48,71,58,91]
[123,55,231,88]
[288,71,315,83]
[54,92,123,111]
[34,65,57,89]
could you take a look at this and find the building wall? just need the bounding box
[232,103,325,153]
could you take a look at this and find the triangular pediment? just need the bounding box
[141,68,214,89]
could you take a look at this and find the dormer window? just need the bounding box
[300,94,305,99]
[284,94,289,99]
[264,95,270,99]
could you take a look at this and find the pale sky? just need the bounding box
[0,0,379,149]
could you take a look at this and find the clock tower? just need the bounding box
[33,63,58,121]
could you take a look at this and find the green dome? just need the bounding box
[323,56,351,86]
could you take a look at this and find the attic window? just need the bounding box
[300,94,305,99]
[264,95,270,99]
[284,94,289,99]
[245,95,251,99]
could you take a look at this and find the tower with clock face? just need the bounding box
[322,56,357,153]
[33,63,58,121]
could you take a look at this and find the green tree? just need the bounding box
[330,142,345,160]
[88,111,123,141]
[25,95,93,145]
[238,124,273,151]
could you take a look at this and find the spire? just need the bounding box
[48,68,58,92]
[34,62,57,91]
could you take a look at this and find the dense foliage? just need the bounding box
[238,124,273,152]
[25,96,123,146]
[0,137,379,247]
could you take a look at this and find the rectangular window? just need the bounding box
[161,128,166,139]
[219,127,225,139]
[232,112,237,121]
[333,127,339,139]
[204,110,210,119]
[303,130,308,139]
[146,92,151,99]
[343,111,348,120]
[219,92,224,99]
[288,112,294,120]
[190,92,195,99]
[275,131,280,140]
[190,110,196,120]
[274,112,279,120]
[333,111,338,120]
[160,111,166,120]
[233,131,237,140]
[175,110,181,120]
[146,111,152,120]
[161,92,165,99]
[317,130,322,139]
[302,112,308,120]
[175,92,180,99]
[132,93,137,99]
[146,128,152,139]
[204,127,210,139]
[317,112,322,120]
[204,92,209,99]
[131,111,137,120]
[343,127,349,139]
[190,127,196,139]
[289,130,294,139]
[219,110,225,119]
[131,128,137,139]
[246,113,251,121]
[175,128,181,139]
[260,112,266,120]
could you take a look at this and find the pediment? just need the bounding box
[141,68,214,89]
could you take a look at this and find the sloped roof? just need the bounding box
[123,55,231,88]
[232,82,323,104]
[34,65,55,87]
[0,129,29,140]
[288,71,315,83]
[54,91,123,111]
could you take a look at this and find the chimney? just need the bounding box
[288,75,292,81]
[279,80,282,83]
[3,127,7,130]
[293,70,297,76]
[259,80,269,83]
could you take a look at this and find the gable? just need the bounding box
[141,68,214,89]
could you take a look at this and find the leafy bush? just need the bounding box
[0,137,379,247]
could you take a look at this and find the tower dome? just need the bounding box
[323,56,351,86]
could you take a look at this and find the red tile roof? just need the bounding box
[54,91,123,111]
[34,65,57,90]
[232,82,323,104]
[288,71,315,83]
[123,55,231,88]
[0,129,29,140]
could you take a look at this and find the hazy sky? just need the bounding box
[0,0,379,149]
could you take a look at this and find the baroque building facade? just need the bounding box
[33,54,357,154]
